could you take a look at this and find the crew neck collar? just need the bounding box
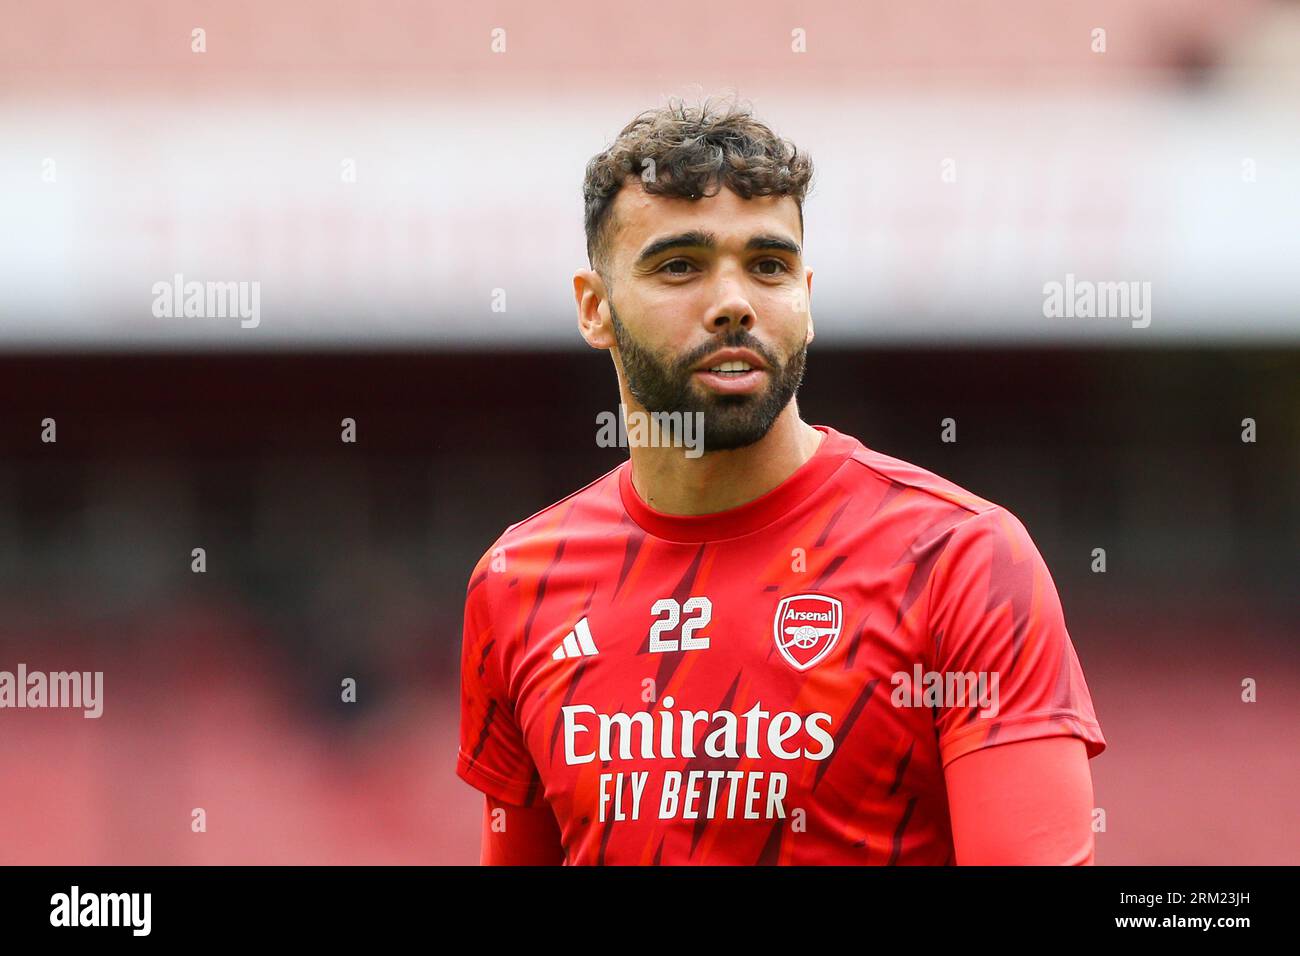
[617,424,858,543]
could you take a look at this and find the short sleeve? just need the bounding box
[456,549,545,807]
[926,507,1106,769]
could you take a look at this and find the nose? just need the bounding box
[702,279,756,334]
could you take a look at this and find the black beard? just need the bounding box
[608,301,807,453]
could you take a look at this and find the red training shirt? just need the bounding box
[457,424,1106,864]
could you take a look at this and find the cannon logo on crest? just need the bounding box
[773,594,844,671]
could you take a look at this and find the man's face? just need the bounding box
[595,180,813,453]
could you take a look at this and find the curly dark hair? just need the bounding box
[582,95,815,278]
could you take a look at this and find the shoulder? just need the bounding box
[842,441,997,519]
[500,461,625,539]
[464,461,626,601]
[829,431,1044,559]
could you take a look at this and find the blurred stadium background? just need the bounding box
[0,0,1296,864]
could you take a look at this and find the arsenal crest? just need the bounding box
[773,594,843,671]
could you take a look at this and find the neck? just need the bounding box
[626,401,824,516]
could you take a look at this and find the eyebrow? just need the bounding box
[635,230,802,266]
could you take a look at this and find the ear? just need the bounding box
[574,269,616,350]
[803,267,815,345]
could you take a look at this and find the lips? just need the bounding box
[693,367,767,395]
[693,348,767,373]
[691,347,769,395]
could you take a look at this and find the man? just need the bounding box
[457,97,1105,865]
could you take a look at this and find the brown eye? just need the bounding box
[660,260,694,275]
[755,258,789,275]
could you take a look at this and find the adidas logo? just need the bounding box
[552,617,599,660]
